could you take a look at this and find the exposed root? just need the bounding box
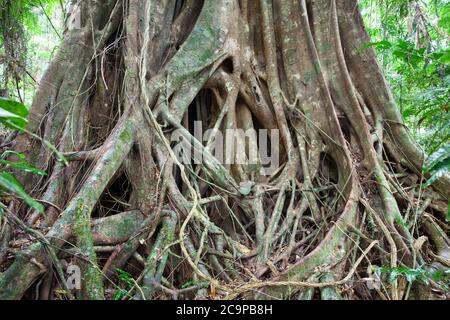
[0,0,448,300]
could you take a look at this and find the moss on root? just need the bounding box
[73,200,104,300]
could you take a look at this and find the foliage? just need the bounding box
[0,98,44,214]
[360,0,450,156]
[113,269,135,300]
[0,0,62,39]
[378,266,450,292]
[0,172,43,213]
[423,144,450,187]
[0,97,29,129]
[0,0,448,302]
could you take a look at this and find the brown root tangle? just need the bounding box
[0,0,448,300]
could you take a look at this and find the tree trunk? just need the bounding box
[0,0,448,300]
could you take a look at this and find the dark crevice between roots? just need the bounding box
[93,172,131,219]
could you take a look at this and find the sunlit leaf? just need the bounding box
[423,145,450,173]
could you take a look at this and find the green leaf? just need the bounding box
[181,279,196,289]
[1,151,27,160]
[402,107,416,118]
[0,98,29,130]
[113,289,127,300]
[239,181,254,196]
[0,160,47,176]
[389,270,399,283]
[423,144,450,188]
[424,158,450,188]
[439,3,450,32]
[358,40,392,53]
[447,202,449,223]
[0,172,44,212]
[116,268,134,287]
[405,272,418,283]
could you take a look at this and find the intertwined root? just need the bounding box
[0,0,448,300]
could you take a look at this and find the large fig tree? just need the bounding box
[0,0,448,300]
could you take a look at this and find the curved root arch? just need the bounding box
[0,0,448,300]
